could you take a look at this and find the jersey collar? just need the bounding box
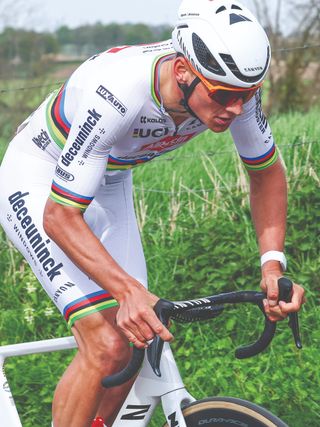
[151,52,176,109]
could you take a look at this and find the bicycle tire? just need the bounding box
[162,397,289,427]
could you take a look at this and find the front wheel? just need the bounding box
[163,397,289,427]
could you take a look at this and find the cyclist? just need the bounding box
[0,0,305,426]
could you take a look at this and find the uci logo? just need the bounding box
[132,128,170,138]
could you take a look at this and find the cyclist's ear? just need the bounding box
[173,56,195,86]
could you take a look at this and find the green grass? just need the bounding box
[0,105,319,426]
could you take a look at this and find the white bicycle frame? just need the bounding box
[0,337,196,426]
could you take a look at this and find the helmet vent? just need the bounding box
[220,48,270,83]
[192,33,226,76]
[230,13,252,25]
[216,6,227,14]
[231,5,242,10]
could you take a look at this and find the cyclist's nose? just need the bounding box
[225,99,244,115]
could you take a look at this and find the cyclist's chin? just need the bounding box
[207,119,233,133]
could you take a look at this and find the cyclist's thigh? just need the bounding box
[85,170,148,290]
[0,136,147,329]
[62,171,148,328]
[0,136,96,327]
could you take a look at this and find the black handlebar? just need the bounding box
[102,277,302,388]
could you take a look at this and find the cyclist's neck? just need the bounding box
[159,58,191,126]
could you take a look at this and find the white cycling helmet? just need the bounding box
[172,0,271,88]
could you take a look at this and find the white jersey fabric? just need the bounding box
[0,40,277,327]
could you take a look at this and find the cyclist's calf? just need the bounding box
[52,309,131,426]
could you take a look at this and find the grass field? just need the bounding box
[0,99,319,426]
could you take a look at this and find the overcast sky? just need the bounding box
[43,0,183,29]
[1,0,280,32]
[2,0,181,31]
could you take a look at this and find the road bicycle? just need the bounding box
[0,277,301,427]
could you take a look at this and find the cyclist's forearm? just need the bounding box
[248,159,288,265]
[43,199,138,300]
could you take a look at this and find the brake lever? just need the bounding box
[278,277,302,349]
[289,313,302,349]
[147,299,174,377]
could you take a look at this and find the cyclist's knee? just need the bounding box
[91,336,130,374]
[72,310,130,372]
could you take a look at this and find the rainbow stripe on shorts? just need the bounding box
[64,290,118,327]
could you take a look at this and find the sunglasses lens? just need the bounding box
[210,89,256,106]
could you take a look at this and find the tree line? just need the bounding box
[0,12,319,113]
[0,23,172,79]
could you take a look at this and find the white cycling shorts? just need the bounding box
[0,132,148,327]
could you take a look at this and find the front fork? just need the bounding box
[110,342,195,427]
[161,387,195,427]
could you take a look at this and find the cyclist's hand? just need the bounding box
[260,272,305,322]
[115,281,174,348]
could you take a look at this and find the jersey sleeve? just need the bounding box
[229,90,278,171]
[49,79,140,211]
